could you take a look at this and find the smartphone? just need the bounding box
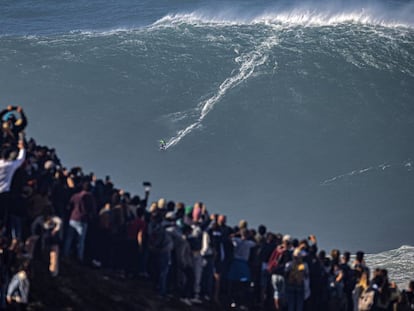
[143,181,151,191]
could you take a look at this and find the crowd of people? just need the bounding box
[0,105,413,311]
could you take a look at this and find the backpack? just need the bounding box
[287,262,305,286]
[267,247,290,275]
[358,288,376,311]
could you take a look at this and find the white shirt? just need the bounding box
[0,148,26,193]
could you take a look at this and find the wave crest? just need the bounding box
[152,4,414,29]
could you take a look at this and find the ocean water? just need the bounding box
[0,0,413,281]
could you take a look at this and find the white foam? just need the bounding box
[366,245,414,289]
[151,4,414,30]
[164,36,279,149]
[321,160,413,185]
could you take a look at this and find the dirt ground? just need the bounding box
[27,259,222,311]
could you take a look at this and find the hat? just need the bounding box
[3,112,16,121]
[282,234,292,243]
[185,205,193,216]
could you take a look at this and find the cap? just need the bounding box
[283,234,292,243]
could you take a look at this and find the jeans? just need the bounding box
[201,256,214,297]
[286,284,304,311]
[158,251,171,297]
[193,253,203,297]
[63,220,88,262]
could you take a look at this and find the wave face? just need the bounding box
[0,0,414,254]
[366,245,414,289]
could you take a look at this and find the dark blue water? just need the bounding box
[0,0,413,256]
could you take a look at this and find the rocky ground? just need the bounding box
[27,260,223,311]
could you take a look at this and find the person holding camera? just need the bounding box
[0,106,27,150]
[0,134,26,229]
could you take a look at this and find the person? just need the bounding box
[30,208,62,277]
[6,260,30,310]
[159,139,166,151]
[0,134,26,227]
[353,251,370,280]
[175,224,194,306]
[227,228,256,310]
[63,181,97,263]
[372,269,400,311]
[147,211,173,298]
[0,106,27,150]
[352,270,371,311]
[268,234,293,311]
[285,247,309,311]
[340,251,355,311]
[398,280,414,311]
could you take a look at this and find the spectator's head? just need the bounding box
[111,191,121,205]
[331,249,341,265]
[44,160,55,171]
[258,224,266,236]
[130,195,141,206]
[356,251,365,262]
[409,280,414,292]
[238,219,248,230]
[266,232,276,244]
[157,198,166,209]
[175,203,185,219]
[3,112,16,126]
[192,202,202,222]
[342,251,351,263]
[217,214,226,225]
[282,234,292,246]
[149,202,157,213]
[166,201,175,212]
[318,250,326,260]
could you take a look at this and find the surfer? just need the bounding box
[159,139,166,150]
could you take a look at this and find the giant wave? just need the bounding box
[0,0,413,253]
[367,245,414,288]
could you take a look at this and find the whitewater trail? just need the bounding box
[320,160,413,185]
[164,35,279,149]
